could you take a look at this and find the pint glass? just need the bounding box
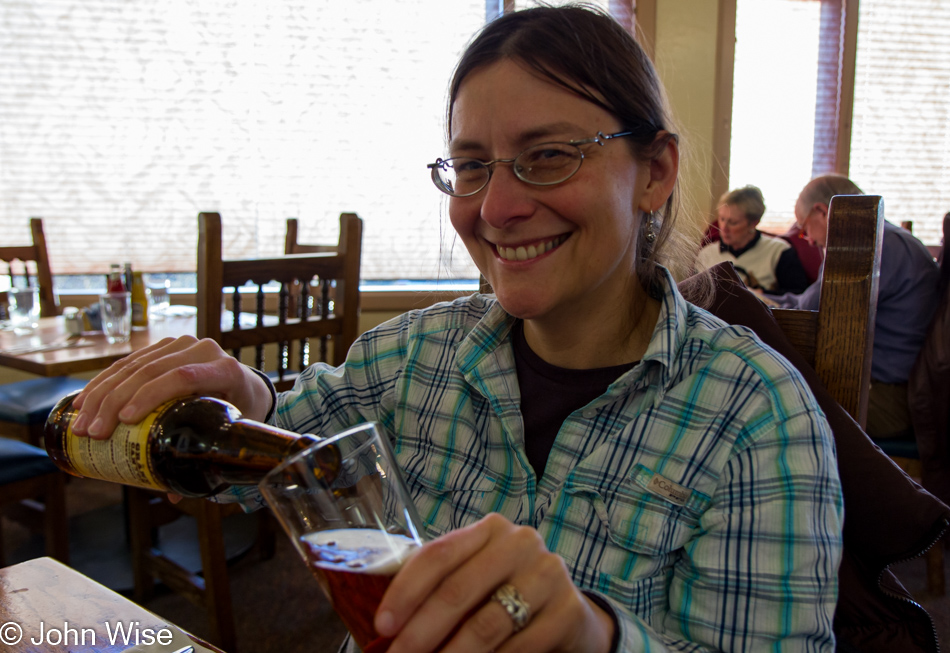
[259,422,425,653]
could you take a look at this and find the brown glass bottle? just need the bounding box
[44,391,338,498]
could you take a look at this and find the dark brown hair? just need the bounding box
[447,4,696,290]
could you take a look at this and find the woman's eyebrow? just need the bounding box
[448,122,585,154]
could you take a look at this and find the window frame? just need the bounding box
[711,0,859,216]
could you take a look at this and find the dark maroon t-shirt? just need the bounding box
[511,320,637,480]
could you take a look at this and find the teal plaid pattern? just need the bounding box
[238,269,842,652]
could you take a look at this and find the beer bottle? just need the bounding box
[44,392,338,498]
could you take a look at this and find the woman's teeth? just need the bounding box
[496,235,566,261]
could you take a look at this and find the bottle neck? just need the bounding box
[204,419,321,487]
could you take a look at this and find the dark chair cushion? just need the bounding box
[0,436,58,484]
[679,262,950,653]
[0,377,87,424]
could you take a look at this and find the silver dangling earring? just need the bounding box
[644,211,657,243]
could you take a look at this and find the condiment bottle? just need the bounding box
[130,271,149,327]
[106,264,126,292]
[44,392,338,498]
[123,262,134,294]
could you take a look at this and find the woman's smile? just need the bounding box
[493,234,569,262]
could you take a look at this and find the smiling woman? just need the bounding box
[68,6,843,653]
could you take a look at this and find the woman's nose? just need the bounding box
[478,164,534,228]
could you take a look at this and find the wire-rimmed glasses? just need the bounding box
[427,130,634,197]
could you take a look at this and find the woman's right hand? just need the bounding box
[70,335,272,440]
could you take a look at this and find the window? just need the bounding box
[850,0,950,246]
[0,1,486,281]
[728,0,824,232]
[725,0,950,244]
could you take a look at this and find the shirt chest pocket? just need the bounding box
[561,464,711,570]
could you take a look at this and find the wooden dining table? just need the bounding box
[0,556,223,652]
[0,314,197,377]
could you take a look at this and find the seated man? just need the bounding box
[696,185,811,294]
[772,174,940,439]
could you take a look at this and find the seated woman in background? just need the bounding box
[696,185,811,294]
[71,6,843,652]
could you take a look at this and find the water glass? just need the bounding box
[9,286,41,329]
[99,291,132,344]
[146,276,171,321]
[259,423,426,653]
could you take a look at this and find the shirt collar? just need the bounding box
[719,230,762,257]
[455,266,690,396]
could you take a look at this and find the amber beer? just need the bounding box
[301,528,418,653]
[44,391,338,497]
[260,422,426,651]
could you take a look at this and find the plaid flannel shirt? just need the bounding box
[233,268,843,652]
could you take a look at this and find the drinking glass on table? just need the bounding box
[99,291,132,343]
[259,422,426,653]
[146,276,171,321]
[9,286,41,329]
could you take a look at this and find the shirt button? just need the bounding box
[582,409,596,419]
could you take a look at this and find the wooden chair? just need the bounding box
[0,437,69,566]
[284,214,361,334]
[769,194,883,427]
[128,212,363,652]
[285,216,341,255]
[0,219,87,447]
[1,218,59,318]
[207,212,363,384]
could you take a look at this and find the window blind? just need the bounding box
[850,0,950,247]
[0,0,485,278]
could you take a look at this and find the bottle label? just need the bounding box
[65,410,164,491]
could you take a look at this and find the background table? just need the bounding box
[0,556,223,652]
[0,315,196,377]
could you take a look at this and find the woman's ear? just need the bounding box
[638,132,679,214]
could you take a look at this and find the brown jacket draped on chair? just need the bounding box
[908,213,950,507]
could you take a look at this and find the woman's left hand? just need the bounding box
[375,513,615,653]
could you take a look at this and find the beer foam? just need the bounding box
[302,528,419,575]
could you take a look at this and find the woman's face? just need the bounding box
[448,60,654,323]
[717,203,756,249]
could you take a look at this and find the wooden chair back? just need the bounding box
[0,218,59,318]
[770,194,884,428]
[128,211,364,652]
[198,212,363,391]
[284,216,340,255]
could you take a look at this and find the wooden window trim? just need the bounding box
[711,0,860,214]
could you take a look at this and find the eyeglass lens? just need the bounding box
[432,142,584,197]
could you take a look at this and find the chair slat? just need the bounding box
[770,194,883,428]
